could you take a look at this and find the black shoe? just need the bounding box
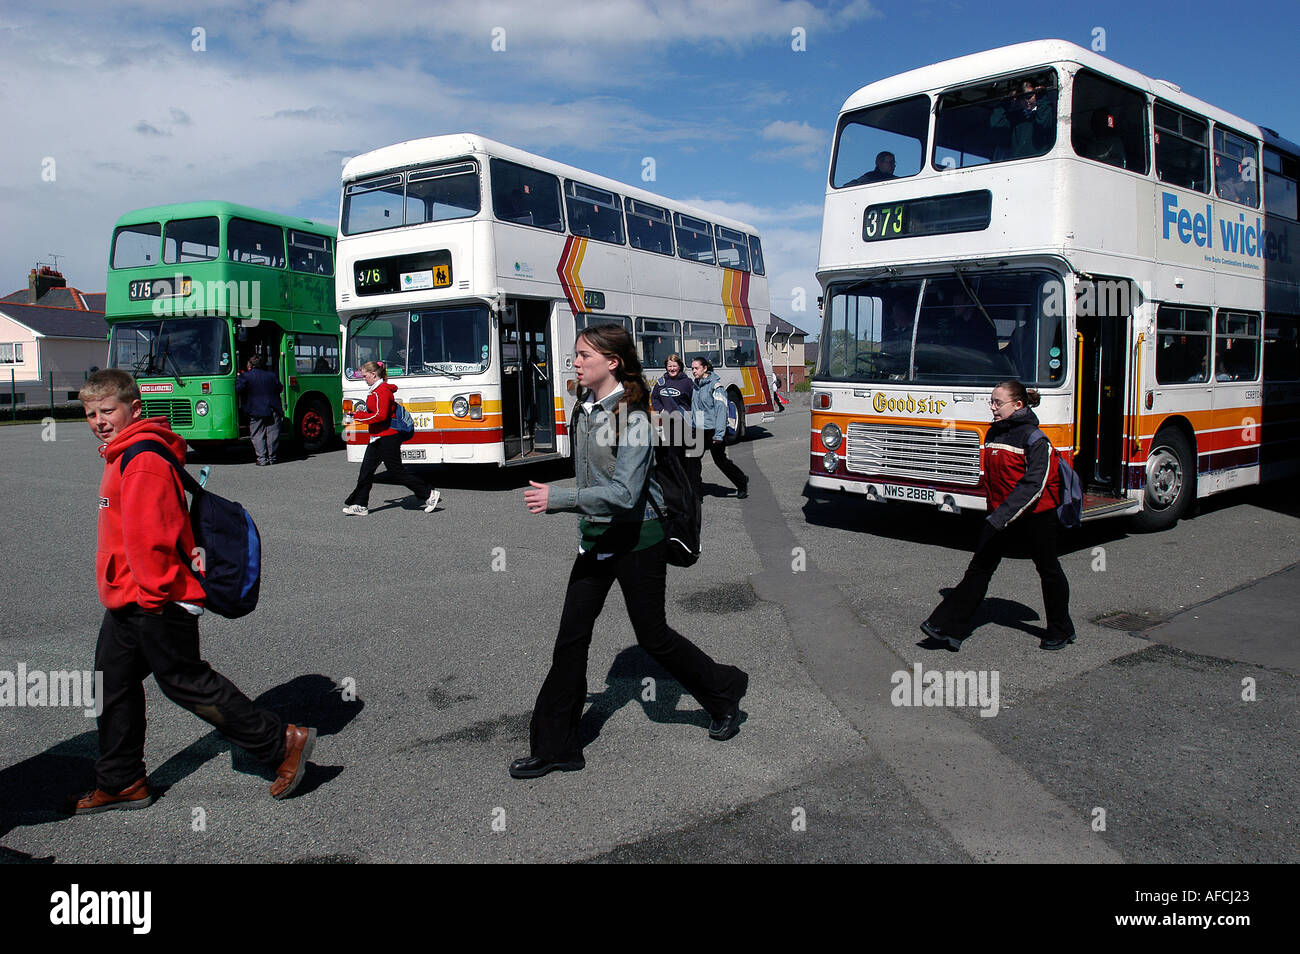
[736,484,749,499]
[1039,633,1077,651]
[920,620,963,651]
[509,755,585,779]
[709,670,748,741]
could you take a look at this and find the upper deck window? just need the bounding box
[748,235,765,276]
[1214,127,1260,208]
[1264,148,1299,220]
[832,95,929,188]
[1154,102,1209,193]
[934,69,1058,169]
[1070,70,1149,174]
[342,162,479,235]
[112,222,161,269]
[228,218,285,268]
[406,162,480,224]
[289,230,334,275]
[490,158,564,232]
[675,214,715,266]
[163,217,219,264]
[715,226,750,271]
[564,180,625,245]
[625,199,674,256]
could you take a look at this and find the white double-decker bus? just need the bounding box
[810,40,1300,530]
[336,134,774,465]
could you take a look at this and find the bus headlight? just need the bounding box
[820,423,842,451]
[195,401,209,417]
[452,395,470,418]
[823,451,839,473]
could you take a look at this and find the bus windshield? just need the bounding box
[108,318,233,377]
[818,270,1066,387]
[345,304,491,379]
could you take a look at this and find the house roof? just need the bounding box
[0,301,108,340]
[767,314,807,338]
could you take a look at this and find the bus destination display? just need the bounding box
[862,190,993,242]
[355,250,453,296]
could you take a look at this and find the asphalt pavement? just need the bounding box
[0,404,1295,863]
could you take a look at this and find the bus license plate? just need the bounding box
[880,483,936,503]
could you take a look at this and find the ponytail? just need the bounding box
[362,360,388,382]
[997,379,1039,408]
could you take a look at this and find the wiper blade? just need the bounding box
[421,365,462,379]
[952,266,997,328]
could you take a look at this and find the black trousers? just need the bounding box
[94,604,284,792]
[529,539,747,761]
[703,429,748,492]
[345,433,430,507]
[927,509,1075,640]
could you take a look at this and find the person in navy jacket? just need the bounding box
[235,355,284,465]
[921,379,1076,651]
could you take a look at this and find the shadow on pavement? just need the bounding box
[0,673,361,858]
[579,646,717,749]
[800,484,1135,557]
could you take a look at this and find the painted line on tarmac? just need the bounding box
[731,439,1122,863]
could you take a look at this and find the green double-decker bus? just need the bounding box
[105,201,342,452]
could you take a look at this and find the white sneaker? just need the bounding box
[424,490,441,513]
[342,505,368,516]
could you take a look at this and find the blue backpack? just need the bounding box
[119,441,262,618]
[390,400,415,437]
[1028,429,1083,529]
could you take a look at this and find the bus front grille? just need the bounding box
[845,423,982,486]
[143,399,193,429]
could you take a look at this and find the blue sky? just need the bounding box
[4,0,1298,335]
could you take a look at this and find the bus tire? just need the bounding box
[1130,427,1194,532]
[295,398,334,454]
[726,387,746,444]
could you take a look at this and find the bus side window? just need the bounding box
[1070,69,1148,174]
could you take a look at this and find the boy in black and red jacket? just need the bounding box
[73,370,315,813]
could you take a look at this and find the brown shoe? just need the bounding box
[73,777,154,815]
[270,725,316,800]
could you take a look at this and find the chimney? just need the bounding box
[28,266,66,303]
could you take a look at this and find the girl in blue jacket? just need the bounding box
[690,357,749,498]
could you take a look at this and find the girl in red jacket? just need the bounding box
[343,361,440,516]
[921,379,1076,651]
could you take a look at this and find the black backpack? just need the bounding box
[119,441,262,618]
[577,395,703,568]
[651,445,702,567]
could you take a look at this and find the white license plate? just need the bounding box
[400,449,426,461]
[879,483,936,503]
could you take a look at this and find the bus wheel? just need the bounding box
[295,399,334,454]
[726,388,746,443]
[1130,428,1194,532]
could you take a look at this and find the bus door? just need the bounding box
[1073,276,1131,497]
[501,298,556,462]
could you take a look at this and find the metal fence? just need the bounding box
[5,370,93,419]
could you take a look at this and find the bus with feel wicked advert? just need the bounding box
[337,134,775,466]
[106,201,342,453]
[810,39,1300,531]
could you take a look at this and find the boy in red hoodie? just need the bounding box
[74,370,315,813]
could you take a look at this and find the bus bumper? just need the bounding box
[808,473,987,514]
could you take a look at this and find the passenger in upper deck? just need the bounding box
[1081,108,1128,170]
[991,80,1056,160]
[845,151,897,186]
